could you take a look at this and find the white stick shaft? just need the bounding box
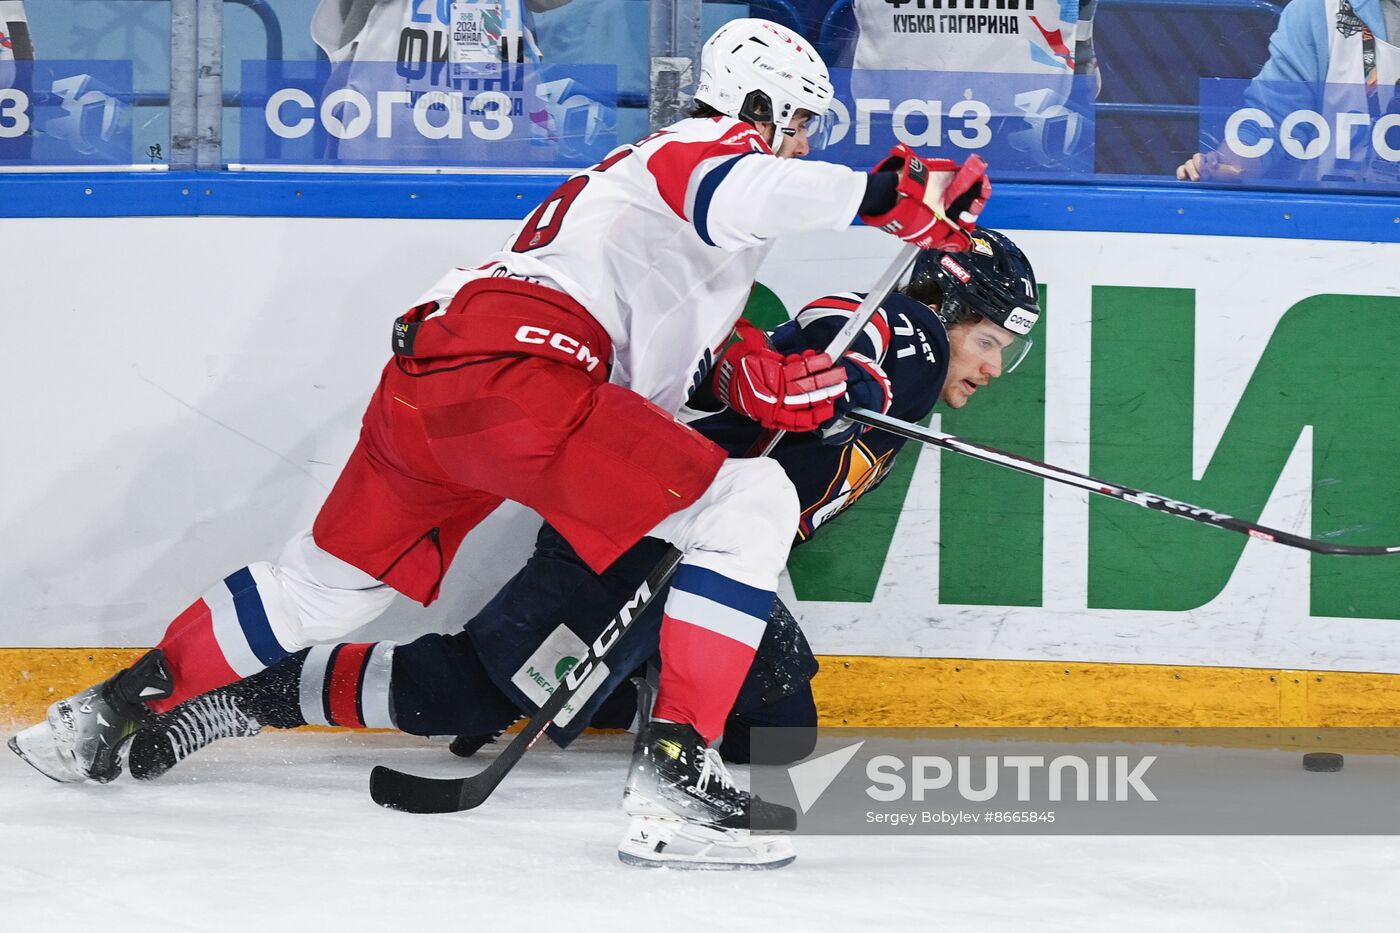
[846,407,1400,556]
[754,243,922,457]
[820,243,922,359]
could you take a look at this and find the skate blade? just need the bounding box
[8,725,85,784]
[616,849,796,871]
[616,816,796,871]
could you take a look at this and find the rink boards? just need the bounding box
[1,178,1398,727]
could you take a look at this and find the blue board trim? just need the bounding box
[2,171,1398,242]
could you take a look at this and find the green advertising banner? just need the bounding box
[753,229,1400,672]
[2,217,1396,676]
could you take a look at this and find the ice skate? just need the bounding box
[617,813,795,870]
[619,719,796,870]
[8,723,84,783]
[618,812,795,868]
[8,649,173,784]
[127,685,263,781]
[623,719,797,831]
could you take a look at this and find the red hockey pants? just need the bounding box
[312,277,727,605]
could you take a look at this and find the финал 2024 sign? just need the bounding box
[239,61,617,169]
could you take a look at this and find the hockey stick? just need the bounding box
[369,244,923,815]
[846,407,1400,556]
[370,546,683,813]
[752,243,922,457]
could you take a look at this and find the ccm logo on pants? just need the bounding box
[515,325,603,372]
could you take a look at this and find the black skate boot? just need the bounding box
[126,688,262,781]
[619,719,797,870]
[624,720,797,831]
[127,653,306,781]
[9,649,174,784]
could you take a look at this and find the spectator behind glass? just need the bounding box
[0,0,33,160]
[309,0,573,163]
[312,0,565,66]
[844,0,1100,171]
[1177,0,1400,182]
[850,0,1101,91]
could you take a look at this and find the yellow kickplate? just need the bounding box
[811,656,1400,730]
[5,650,1400,736]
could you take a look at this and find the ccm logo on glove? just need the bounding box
[860,145,990,253]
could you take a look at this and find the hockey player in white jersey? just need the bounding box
[11,17,990,870]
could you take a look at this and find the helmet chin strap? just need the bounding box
[771,125,800,157]
[749,121,784,155]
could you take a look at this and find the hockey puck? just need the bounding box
[1302,752,1344,772]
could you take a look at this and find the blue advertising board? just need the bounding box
[1198,78,1400,189]
[239,61,618,168]
[819,68,1097,177]
[0,61,134,166]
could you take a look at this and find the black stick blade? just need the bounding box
[367,546,688,815]
[370,765,472,814]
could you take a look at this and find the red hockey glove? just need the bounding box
[714,320,848,433]
[859,146,990,252]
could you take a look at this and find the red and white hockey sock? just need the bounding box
[148,565,299,713]
[296,642,397,729]
[651,564,772,743]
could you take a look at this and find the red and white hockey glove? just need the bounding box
[714,320,848,433]
[859,146,990,253]
[820,352,893,445]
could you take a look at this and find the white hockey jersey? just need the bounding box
[312,0,541,66]
[417,116,868,414]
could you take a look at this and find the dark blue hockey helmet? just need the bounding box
[906,228,1039,372]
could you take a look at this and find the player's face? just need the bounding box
[762,111,813,159]
[782,113,812,158]
[942,318,1012,408]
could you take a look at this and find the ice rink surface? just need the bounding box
[4,731,1399,933]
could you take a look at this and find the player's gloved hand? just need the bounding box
[820,352,893,446]
[859,146,989,253]
[715,319,847,432]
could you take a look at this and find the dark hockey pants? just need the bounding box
[387,524,819,763]
[387,624,817,763]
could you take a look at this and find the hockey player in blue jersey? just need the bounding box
[437,227,1040,767]
[121,229,1039,868]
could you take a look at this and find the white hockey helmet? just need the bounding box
[693,18,835,154]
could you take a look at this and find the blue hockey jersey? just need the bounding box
[690,290,951,541]
[461,289,953,749]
